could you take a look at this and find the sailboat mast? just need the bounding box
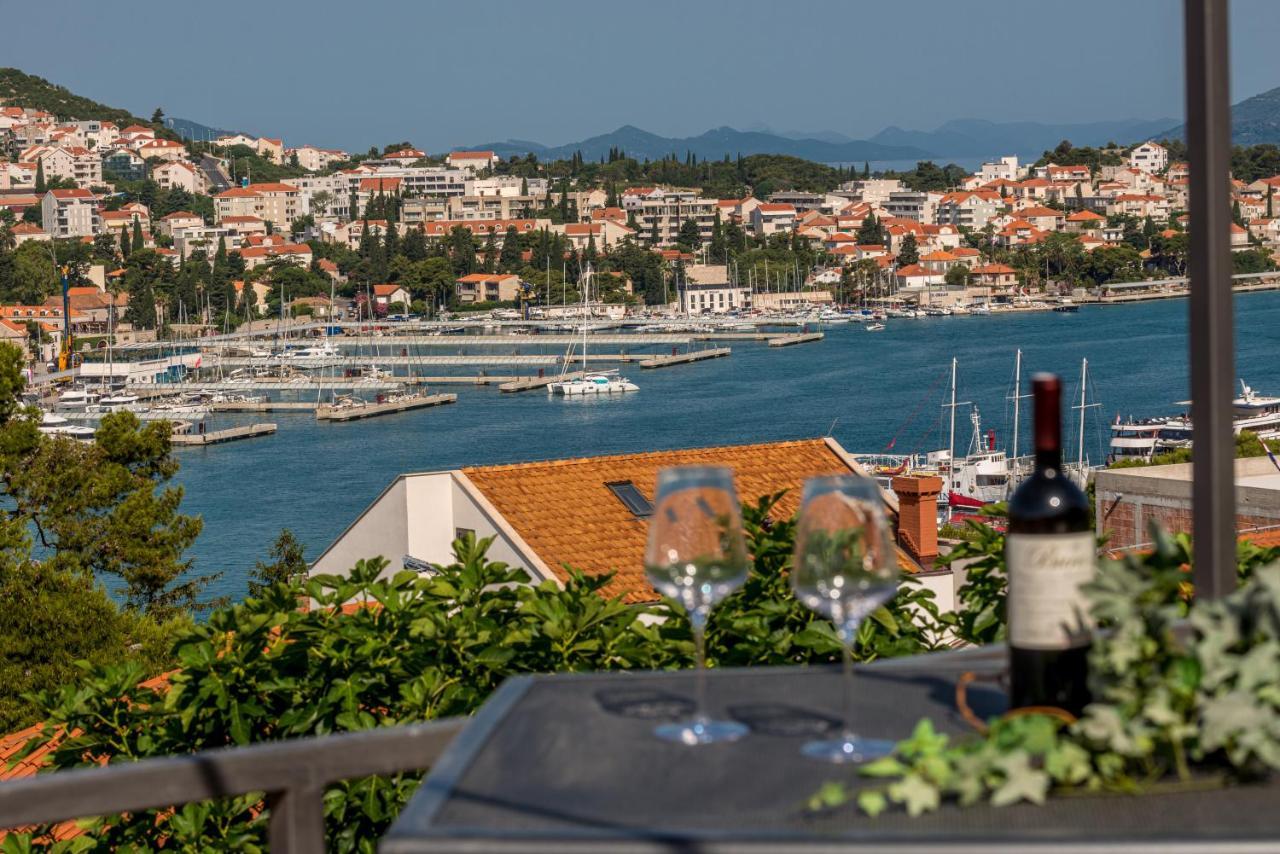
[1011,349,1022,462]
[947,357,957,519]
[1078,357,1088,473]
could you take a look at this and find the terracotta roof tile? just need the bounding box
[460,439,913,603]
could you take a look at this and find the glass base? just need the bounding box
[654,718,749,745]
[801,735,895,764]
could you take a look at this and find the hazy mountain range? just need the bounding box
[466,117,1178,165]
[1159,84,1280,146]
[467,85,1280,164]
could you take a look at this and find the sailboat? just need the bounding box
[548,265,638,396]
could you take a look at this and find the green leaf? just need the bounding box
[857,788,888,817]
[888,772,941,816]
[990,753,1050,807]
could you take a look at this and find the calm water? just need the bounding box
[174,291,1280,603]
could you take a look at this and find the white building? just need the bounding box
[41,189,99,238]
[1129,141,1169,175]
[677,264,751,314]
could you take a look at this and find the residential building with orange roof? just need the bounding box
[310,439,955,607]
[40,189,99,238]
[935,190,1003,230]
[454,273,521,305]
[238,242,312,270]
[9,222,48,245]
[214,182,300,227]
[749,203,797,238]
[1016,205,1066,232]
[446,150,498,173]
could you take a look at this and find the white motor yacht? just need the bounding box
[56,387,99,410]
[283,340,343,367]
[38,411,96,440]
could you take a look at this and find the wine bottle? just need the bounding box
[1006,373,1094,716]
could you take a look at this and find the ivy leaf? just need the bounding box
[1201,691,1272,751]
[888,772,941,816]
[805,780,849,812]
[857,789,888,817]
[1045,740,1092,785]
[859,756,910,778]
[990,753,1050,807]
[897,718,948,758]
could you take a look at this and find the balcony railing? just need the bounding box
[0,719,464,853]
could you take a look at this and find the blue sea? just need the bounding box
[173,292,1280,603]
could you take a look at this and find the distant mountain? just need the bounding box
[868,116,1179,160]
[165,116,238,142]
[1160,84,1280,145]
[463,124,930,164]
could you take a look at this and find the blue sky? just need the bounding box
[6,0,1279,152]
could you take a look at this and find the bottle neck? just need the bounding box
[1033,376,1062,473]
[1035,445,1062,472]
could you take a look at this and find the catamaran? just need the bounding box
[548,265,639,396]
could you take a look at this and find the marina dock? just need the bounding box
[767,332,825,347]
[638,348,732,368]
[170,423,277,446]
[211,400,318,412]
[315,393,457,421]
[499,371,586,393]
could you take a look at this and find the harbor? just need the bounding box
[139,289,1280,601]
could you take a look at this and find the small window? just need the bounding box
[606,481,653,518]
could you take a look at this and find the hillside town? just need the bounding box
[2,97,1280,366]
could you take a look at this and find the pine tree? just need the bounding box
[403,224,427,262]
[676,218,701,250]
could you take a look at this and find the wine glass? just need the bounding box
[790,475,900,763]
[644,465,751,745]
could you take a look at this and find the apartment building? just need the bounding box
[291,145,348,172]
[627,191,717,245]
[751,203,797,237]
[214,182,300,227]
[934,190,1003,230]
[41,189,99,238]
[884,190,941,223]
[152,160,206,194]
[1129,141,1169,175]
[454,273,522,304]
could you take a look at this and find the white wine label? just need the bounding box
[1006,532,1096,650]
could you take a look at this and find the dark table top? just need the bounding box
[381,647,1280,853]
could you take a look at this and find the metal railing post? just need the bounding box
[267,784,327,854]
[1184,0,1235,599]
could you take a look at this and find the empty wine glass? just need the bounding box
[790,475,900,763]
[644,465,750,745]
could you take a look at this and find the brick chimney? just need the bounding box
[891,475,943,567]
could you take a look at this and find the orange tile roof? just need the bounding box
[460,438,907,603]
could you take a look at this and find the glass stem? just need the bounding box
[839,623,858,741]
[691,609,709,725]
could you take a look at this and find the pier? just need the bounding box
[499,371,586,393]
[315,393,457,422]
[211,400,318,412]
[170,423,277,446]
[766,332,825,347]
[638,348,732,368]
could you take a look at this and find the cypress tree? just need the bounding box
[499,225,522,272]
[34,160,46,193]
[131,218,144,253]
